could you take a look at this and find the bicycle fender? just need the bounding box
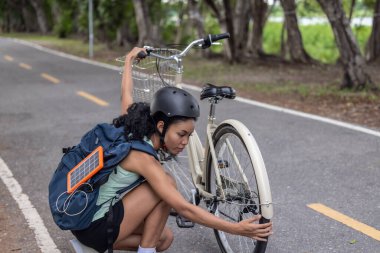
[219,119,274,220]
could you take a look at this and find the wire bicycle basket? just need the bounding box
[116,48,182,103]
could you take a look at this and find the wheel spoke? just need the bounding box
[206,125,268,253]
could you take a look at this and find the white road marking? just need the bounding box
[0,157,60,252]
[181,83,380,138]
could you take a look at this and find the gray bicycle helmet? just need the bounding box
[150,87,200,118]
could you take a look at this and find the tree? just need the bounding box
[204,0,251,62]
[204,0,234,61]
[280,0,315,63]
[188,0,206,39]
[317,0,373,90]
[234,0,251,59]
[365,0,380,62]
[96,0,128,45]
[0,0,37,33]
[249,0,268,58]
[29,0,49,34]
[132,0,155,46]
[51,0,79,38]
[116,1,138,48]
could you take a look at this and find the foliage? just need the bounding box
[295,0,374,17]
[0,0,5,21]
[51,0,78,38]
[262,21,371,63]
[296,0,324,17]
[96,0,127,41]
[0,0,378,88]
[54,10,73,38]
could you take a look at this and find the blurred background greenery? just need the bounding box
[1,0,379,99]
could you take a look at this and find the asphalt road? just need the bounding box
[0,37,379,253]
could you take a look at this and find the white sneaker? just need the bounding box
[69,239,98,253]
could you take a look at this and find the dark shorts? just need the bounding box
[71,200,124,253]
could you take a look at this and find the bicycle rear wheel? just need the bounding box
[206,123,271,253]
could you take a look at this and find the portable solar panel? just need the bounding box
[67,146,104,194]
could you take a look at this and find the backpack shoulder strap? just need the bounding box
[130,140,158,161]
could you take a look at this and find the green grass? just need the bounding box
[3,23,372,65]
[251,82,378,100]
[263,22,372,63]
[0,33,133,70]
[2,31,378,103]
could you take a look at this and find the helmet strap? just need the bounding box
[157,120,172,154]
[152,115,174,155]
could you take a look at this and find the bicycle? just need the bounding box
[117,33,273,253]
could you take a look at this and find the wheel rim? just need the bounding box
[209,130,261,252]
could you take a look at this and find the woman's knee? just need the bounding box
[157,227,174,252]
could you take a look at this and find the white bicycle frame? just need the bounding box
[180,88,274,220]
[137,39,273,220]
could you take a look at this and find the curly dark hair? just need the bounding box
[113,102,155,141]
[112,102,195,142]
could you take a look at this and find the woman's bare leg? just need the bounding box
[114,226,173,251]
[113,181,173,251]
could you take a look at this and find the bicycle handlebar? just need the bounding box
[141,33,230,61]
[202,33,230,49]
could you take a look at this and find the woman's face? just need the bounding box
[163,119,195,155]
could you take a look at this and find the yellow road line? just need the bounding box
[41,73,60,84]
[77,91,109,107]
[19,62,32,70]
[4,55,14,61]
[308,203,380,241]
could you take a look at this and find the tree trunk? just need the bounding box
[189,0,206,38]
[317,0,373,90]
[204,0,251,62]
[348,0,356,22]
[223,0,236,61]
[280,0,314,63]
[233,0,250,59]
[204,0,233,61]
[116,22,138,48]
[365,0,380,62]
[132,0,154,46]
[2,0,10,32]
[21,4,38,32]
[29,0,49,34]
[188,0,209,57]
[249,0,268,58]
[174,2,185,44]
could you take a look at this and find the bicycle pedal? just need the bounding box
[176,215,195,228]
[170,208,178,216]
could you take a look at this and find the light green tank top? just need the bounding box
[92,138,153,221]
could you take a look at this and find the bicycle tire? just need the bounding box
[206,123,270,253]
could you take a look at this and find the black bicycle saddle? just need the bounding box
[200,83,236,100]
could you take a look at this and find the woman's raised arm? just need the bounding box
[120,47,146,114]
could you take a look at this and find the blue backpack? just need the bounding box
[48,123,158,231]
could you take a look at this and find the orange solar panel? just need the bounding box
[67,146,104,194]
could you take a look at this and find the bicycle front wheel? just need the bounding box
[206,123,271,253]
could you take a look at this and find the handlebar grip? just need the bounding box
[210,33,230,42]
[137,51,148,59]
[202,33,230,49]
